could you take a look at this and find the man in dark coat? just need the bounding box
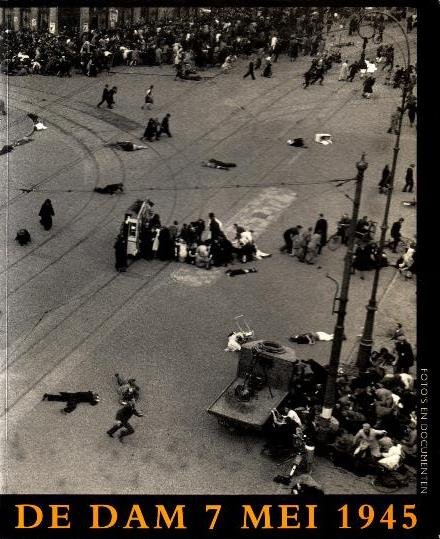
[141,118,158,142]
[106,86,117,108]
[39,199,54,230]
[97,84,109,107]
[107,401,143,442]
[158,113,172,138]
[243,59,255,79]
[42,391,100,413]
[314,213,328,254]
[390,218,404,252]
[394,337,415,374]
[403,164,415,192]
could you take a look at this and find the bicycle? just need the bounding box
[327,233,343,251]
[327,223,350,251]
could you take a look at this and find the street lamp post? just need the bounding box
[356,13,412,371]
[357,14,376,63]
[320,154,369,420]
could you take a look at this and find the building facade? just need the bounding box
[0,7,196,32]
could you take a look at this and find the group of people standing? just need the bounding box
[114,211,269,272]
[242,55,273,79]
[281,214,327,264]
[96,82,173,142]
[96,84,117,108]
[140,114,172,141]
[379,163,415,194]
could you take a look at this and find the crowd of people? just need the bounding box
[114,209,270,273]
[264,322,416,489]
[280,213,327,264]
[3,6,417,490]
[280,211,416,280]
[1,7,413,79]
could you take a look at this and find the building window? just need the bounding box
[38,8,49,30]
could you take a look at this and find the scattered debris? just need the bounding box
[315,133,333,145]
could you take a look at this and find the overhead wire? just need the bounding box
[13,176,358,194]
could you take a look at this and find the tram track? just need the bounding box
[3,60,363,417]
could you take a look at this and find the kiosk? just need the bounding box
[123,200,153,257]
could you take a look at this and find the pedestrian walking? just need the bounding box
[378,164,391,193]
[314,213,328,254]
[158,113,172,138]
[39,199,54,230]
[142,85,154,110]
[243,59,256,79]
[141,118,158,142]
[107,401,143,442]
[107,86,117,109]
[393,336,415,374]
[96,84,109,108]
[403,164,415,192]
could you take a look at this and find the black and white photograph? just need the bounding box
[0,4,419,498]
